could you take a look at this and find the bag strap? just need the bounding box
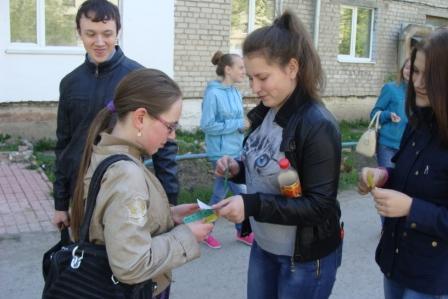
[368,111,381,131]
[79,154,134,243]
[60,227,70,245]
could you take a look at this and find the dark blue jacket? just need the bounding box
[54,46,179,210]
[376,108,448,295]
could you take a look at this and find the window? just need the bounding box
[230,0,275,53]
[338,6,374,63]
[8,0,118,52]
[426,15,448,28]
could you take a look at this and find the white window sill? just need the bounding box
[337,55,375,64]
[5,46,85,55]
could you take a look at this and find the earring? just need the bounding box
[137,130,142,137]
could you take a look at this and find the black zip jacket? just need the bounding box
[235,87,343,262]
[54,46,179,210]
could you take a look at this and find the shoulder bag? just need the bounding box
[356,111,381,157]
[42,154,155,299]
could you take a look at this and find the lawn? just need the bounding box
[11,120,373,204]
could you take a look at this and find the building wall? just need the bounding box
[173,1,448,95]
[318,0,448,98]
[174,0,231,99]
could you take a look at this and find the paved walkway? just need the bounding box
[0,161,383,299]
[0,161,56,235]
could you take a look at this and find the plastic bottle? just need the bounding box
[277,158,301,198]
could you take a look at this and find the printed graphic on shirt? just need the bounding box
[125,194,148,226]
[242,109,284,194]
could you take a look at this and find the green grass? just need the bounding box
[178,186,213,204]
[339,119,368,142]
[34,138,56,152]
[34,152,56,182]
[175,129,205,154]
[31,120,369,197]
[0,134,20,151]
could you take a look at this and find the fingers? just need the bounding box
[187,221,214,242]
[212,198,231,211]
[215,156,230,176]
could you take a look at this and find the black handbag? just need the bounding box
[42,227,71,280]
[42,154,155,299]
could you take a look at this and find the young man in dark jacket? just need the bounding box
[53,0,179,228]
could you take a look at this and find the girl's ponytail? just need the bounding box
[71,108,113,241]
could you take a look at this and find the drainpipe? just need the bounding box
[276,0,283,16]
[314,0,321,49]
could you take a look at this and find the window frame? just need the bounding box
[337,5,375,64]
[230,0,275,54]
[5,0,120,55]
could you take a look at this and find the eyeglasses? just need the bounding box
[153,115,179,134]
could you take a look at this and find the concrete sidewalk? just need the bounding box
[0,161,383,299]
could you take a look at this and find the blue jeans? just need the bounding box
[209,161,246,232]
[384,277,448,299]
[247,241,342,299]
[377,144,398,168]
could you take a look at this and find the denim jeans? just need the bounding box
[384,277,448,299]
[247,241,342,299]
[377,144,398,168]
[209,161,246,232]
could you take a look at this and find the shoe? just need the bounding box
[236,232,254,246]
[203,235,221,249]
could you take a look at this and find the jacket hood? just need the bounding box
[205,80,234,91]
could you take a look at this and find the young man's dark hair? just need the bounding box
[76,0,121,33]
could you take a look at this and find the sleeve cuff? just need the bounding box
[54,198,70,211]
[241,193,260,219]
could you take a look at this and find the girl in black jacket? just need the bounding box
[214,10,343,299]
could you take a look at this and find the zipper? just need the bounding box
[95,66,99,78]
[316,259,321,278]
[290,256,296,272]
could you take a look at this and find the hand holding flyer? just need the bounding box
[183,199,218,224]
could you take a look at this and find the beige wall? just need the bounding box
[174,0,231,99]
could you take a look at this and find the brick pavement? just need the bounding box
[0,161,56,235]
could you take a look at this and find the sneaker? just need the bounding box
[203,235,221,249]
[236,232,254,246]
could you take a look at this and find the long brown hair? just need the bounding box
[242,10,324,101]
[406,28,448,146]
[70,68,182,241]
[396,58,410,85]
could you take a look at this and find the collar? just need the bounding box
[87,47,116,64]
[85,46,125,75]
[93,132,145,160]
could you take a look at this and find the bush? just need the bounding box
[34,138,56,152]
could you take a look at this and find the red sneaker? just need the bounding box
[203,235,222,249]
[236,232,254,246]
